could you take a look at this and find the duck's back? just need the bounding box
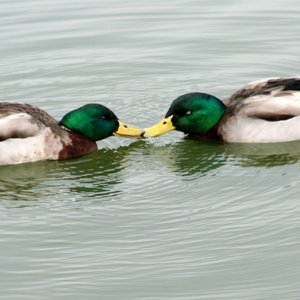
[0,102,62,139]
[218,78,300,143]
[0,103,72,165]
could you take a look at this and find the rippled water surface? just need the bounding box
[1,0,300,299]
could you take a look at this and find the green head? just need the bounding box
[143,92,226,137]
[60,104,143,141]
[166,92,226,134]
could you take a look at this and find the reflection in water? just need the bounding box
[1,139,300,203]
[225,141,300,167]
[140,138,300,179]
[143,139,227,178]
[0,143,142,203]
[0,160,54,202]
[66,147,129,198]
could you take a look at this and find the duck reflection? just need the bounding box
[1,138,300,203]
[0,160,55,202]
[224,141,300,167]
[0,144,140,202]
[65,147,129,198]
[141,137,300,178]
[140,138,227,177]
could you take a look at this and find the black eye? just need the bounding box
[102,114,112,120]
[178,110,191,117]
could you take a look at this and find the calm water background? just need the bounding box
[1,0,300,299]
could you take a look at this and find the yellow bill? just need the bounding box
[114,120,144,138]
[143,116,175,138]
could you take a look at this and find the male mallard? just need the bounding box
[143,77,300,143]
[0,102,143,165]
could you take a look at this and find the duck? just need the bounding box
[0,102,143,165]
[143,77,300,143]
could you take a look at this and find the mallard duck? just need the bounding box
[0,102,143,165]
[143,77,300,143]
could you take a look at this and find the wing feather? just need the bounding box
[219,78,300,143]
[0,113,41,140]
[238,93,300,120]
[0,102,61,141]
[224,78,300,121]
[225,77,300,104]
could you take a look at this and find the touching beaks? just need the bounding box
[142,116,175,138]
[114,120,144,138]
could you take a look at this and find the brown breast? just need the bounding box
[58,131,97,160]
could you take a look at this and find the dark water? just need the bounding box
[1,0,300,299]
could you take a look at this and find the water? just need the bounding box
[1,0,300,299]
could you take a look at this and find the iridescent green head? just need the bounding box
[60,104,143,141]
[143,93,226,137]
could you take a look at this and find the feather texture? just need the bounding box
[0,103,96,165]
[218,77,300,143]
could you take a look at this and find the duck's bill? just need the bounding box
[114,120,144,138]
[142,116,175,138]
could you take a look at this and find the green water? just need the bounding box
[1,0,300,299]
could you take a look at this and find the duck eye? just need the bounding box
[177,109,191,117]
